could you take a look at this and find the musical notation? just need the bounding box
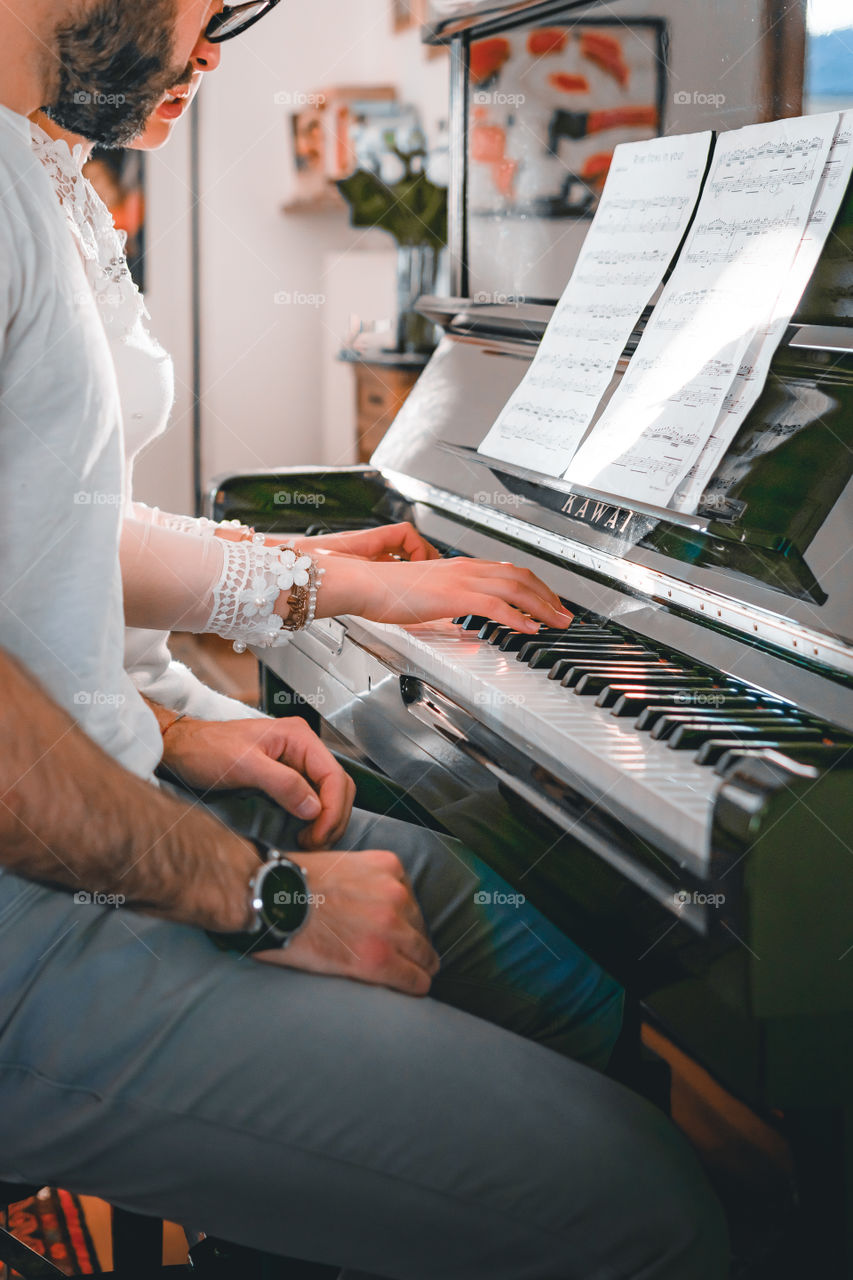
[549,308,639,339]
[478,131,713,477]
[674,109,853,512]
[585,249,669,267]
[503,401,586,426]
[573,270,660,290]
[566,113,842,506]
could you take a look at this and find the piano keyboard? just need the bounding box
[344,609,853,873]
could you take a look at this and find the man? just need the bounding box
[0,2,729,1276]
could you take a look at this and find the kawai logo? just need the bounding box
[561,493,637,535]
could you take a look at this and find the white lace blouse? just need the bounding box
[30,122,304,721]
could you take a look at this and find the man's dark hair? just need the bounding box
[45,0,190,148]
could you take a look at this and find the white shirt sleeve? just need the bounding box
[121,517,316,648]
[125,628,267,721]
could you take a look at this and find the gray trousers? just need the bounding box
[0,795,728,1278]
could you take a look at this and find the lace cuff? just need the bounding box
[156,512,216,536]
[206,535,324,652]
[156,513,256,539]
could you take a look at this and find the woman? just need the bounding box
[30,69,572,721]
[25,59,624,1075]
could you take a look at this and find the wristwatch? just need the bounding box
[213,839,311,954]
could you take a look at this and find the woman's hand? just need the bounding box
[295,523,440,562]
[158,715,356,849]
[316,557,573,633]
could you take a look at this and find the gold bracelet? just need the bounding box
[279,550,325,632]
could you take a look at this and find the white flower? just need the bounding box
[250,613,285,647]
[238,574,278,618]
[276,551,313,592]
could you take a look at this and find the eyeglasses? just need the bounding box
[204,0,284,44]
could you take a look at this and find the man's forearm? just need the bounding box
[0,650,259,931]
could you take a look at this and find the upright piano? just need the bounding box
[211,0,853,1271]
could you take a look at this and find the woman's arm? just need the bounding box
[121,515,573,644]
[133,501,440,564]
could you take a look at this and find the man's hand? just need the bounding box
[318,556,574,634]
[158,715,355,849]
[297,523,440,562]
[256,849,440,996]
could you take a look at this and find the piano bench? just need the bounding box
[0,1180,185,1278]
[0,1182,342,1280]
[607,1003,672,1115]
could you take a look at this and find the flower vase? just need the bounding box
[395,243,439,355]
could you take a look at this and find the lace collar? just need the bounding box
[30,120,146,339]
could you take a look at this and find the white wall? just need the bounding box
[135,0,450,513]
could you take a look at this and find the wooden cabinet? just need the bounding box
[343,352,428,464]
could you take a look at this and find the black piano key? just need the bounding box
[560,663,689,688]
[640,704,792,732]
[499,629,581,652]
[485,626,516,646]
[618,694,764,723]
[712,742,853,773]
[478,621,505,641]
[668,724,825,752]
[594,679,723,707]
[649,712,803,742]
[574,672,713,696]
[696,736,831,767]
[517,638,644,664]
[513,635,646,657]
[535,649,655,672]
[454,615,489,630]
[546,651,657,678]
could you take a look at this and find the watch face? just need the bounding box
[260,862,310,935]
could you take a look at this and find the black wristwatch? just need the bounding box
[212,838,311,955]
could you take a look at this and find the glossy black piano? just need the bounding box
[211,0,853,1272]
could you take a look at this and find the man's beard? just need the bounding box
[44,0,190,148]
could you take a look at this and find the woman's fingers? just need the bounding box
[475,575,573,627]
[381,523,441,562]
[465,562,569,618]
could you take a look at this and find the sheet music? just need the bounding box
[674,110,853,513]
[564,115,840,505]
[477,131,713,476]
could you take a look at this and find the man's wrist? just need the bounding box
[197,834,264,934]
